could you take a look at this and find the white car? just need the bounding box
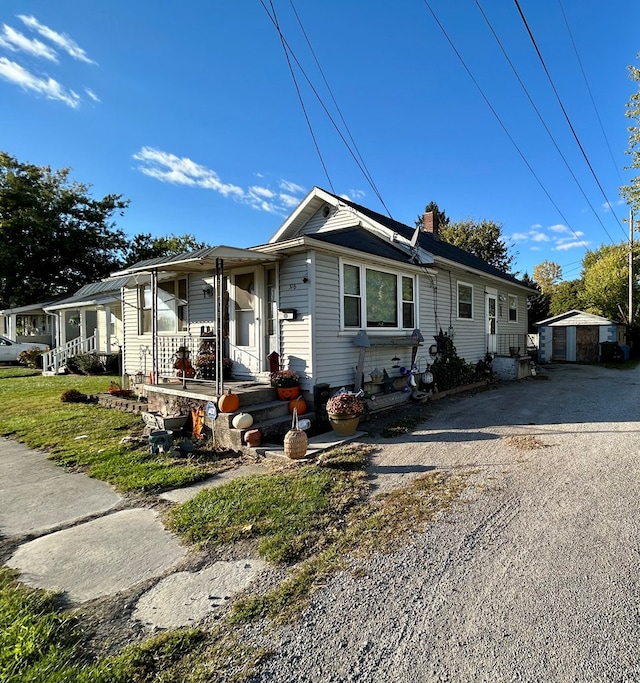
[0,336,49,363]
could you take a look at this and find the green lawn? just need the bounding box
[0,369,211,492]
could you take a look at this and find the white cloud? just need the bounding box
[553,240,589,251]
[549,224,571,234]
[84,87,100,102]
[279,193,300,208]
[0,24,57,61]
[0,56,79,107]
[18,15,96,65]
[133,147,306,215]
[279,179,305,194]
[347,188,366,200]
[249,185,276,199]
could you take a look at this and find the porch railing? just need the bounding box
[494,333,529,357]
[42,334,98,373]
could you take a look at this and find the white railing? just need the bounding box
[42,334,98,373]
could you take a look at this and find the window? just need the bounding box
[139,277,188,334]
[457,282,473,319]
[508,295,518,322]
[342,262,415,330]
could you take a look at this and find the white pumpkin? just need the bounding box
[232,412,254,429]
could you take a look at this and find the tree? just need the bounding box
[532,260,562,294]
[579,243,640,322]
[123,233,210,267]
[549,279,582,317]
[0,152,129,307]
[521,272,550,330]
[621,54,640,213]
[438,218,516,274]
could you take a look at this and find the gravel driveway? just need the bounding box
[244,363,640,682]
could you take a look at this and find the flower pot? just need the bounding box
[327,413,361,437]
[277,386,300,401]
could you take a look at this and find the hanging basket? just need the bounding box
[283,408,308,460]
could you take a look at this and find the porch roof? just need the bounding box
[111,246,278,277]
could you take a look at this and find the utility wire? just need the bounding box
[475,0,617,246]
[514,0,627,239]
[264,0,334,193]
[558,0,625,187]
[260,0,392,216]
[287,0,390,215]
[421,0,589,252]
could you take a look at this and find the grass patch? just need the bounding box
[167,445,372,564]
[0,373,211,492]
[0,566,268,683]
[230,468,471,624]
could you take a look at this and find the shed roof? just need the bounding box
[535,310,618,327]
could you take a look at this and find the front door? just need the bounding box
[230,270,259,376]
[486,291,497,354]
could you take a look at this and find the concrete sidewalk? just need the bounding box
[0,438,267,628]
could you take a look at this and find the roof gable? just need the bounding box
[270,187,530,289]
[536,309,617,326]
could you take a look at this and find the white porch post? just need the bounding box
[151,268,159,384]
[216,257,225,396]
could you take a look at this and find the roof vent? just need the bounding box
[322,205,331,218]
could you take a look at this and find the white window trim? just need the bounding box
[340,259,418,331]
[457,281,474,321]
[508,294,518,323]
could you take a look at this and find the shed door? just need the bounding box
[552,327,566,361]
[576,325,599,363]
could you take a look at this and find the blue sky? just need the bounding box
[1,1,638,281]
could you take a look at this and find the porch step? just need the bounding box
[214,403,316,451]
[216,399,292,427]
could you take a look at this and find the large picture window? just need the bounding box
[457,282,473,319]
[139,277,188,334]
[342,262,415,330]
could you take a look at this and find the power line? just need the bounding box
[421,0,589,253]
[287,0,389,214]
[558,0,625,187]
[475,0,618,247]
[260,0,392,216]
[513,0,627,240]
[263,0,335,194]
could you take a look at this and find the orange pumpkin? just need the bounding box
[289,396,307,415]
[218,389,240,413]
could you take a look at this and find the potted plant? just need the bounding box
[195,352,216,380]
[325,391,365,436]
[270,369,300,400]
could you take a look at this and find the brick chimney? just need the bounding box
[423,211,439,239]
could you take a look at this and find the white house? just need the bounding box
[114,187,533,399]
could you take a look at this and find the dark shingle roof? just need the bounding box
[308,226,416,264]
[325,191,527,288]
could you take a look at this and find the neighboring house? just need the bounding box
[114,187,532,397]
[40,278,127,373]
[536,310,626,363]
[1,299,63,349]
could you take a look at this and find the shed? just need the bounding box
[536,310,625,363]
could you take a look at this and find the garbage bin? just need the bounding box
[600,341,621,363]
